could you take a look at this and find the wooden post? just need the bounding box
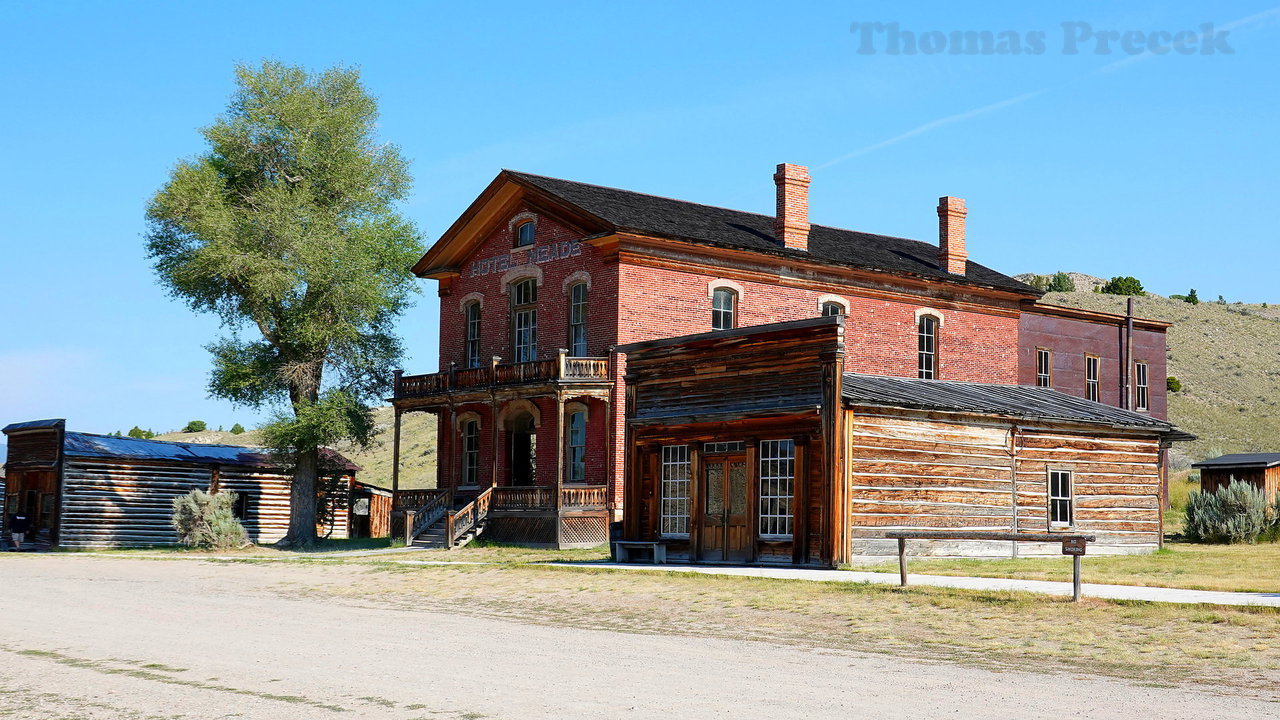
[898,537,907,586]
[1073,554,1082,602]
[404,509,416,545]
[391,408,403,497]
[555,382,566,549]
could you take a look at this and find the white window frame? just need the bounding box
[1134,361,1149,411]
[1036,348,1051,388]
[1048,468,1074,528]
[758,439,795,539]
[512,278,537,363]
[515,220,536,247]
[461,420,480,487]
[1085,355,1100,402]
[659,445,691,538]
[567,410,586,484]
[568,282,588,356]
[917,315,939,380]
[712,287,737,331]
[464,301,482,369]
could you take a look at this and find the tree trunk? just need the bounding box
[281,445,320,547]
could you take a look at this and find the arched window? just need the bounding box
[464,301,482,369]
[712,287,737,331]
[461,420,480,486]
[567,410,587,484]
[918,315,939,379]
[821,301,845,317]
[511,278,538,363]
[568,282,588,356]
[515,220,536,247]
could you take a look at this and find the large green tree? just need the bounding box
[146,61,423,546]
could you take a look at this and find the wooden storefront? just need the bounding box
[2,420,359,549]
[620,317,1191,567]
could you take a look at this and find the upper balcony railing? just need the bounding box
[395,352,611,399]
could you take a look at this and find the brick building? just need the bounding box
[390,164,1174,550]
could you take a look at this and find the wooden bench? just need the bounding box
[613,540,667,564]
[883,530,1096,601]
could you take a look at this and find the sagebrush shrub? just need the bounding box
[171,489,249,549]
[1184,481,1272,544]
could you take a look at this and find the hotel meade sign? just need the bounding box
[469,241,585,278]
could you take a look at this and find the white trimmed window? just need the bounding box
[1135,361,1149,411]
[568,282,588,356]
[515,220,536,247]
[712,288,737,331]
[567,411,586,483]
[659,445,691,537]
[1085,355,1100,402]
[1049,469,1073,527]
[461,420,480,486]
[464,301,482,369]
[1036,348,1051,388]
[917,315,938,379]
[758,439,795,538]
[821,301,845,317]
[512,278,537,363]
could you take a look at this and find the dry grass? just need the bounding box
[849,541,1280,593]
[293,561,1280,697]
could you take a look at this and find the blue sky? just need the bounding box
[1,1,1277,447]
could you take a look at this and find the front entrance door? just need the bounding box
[700,455,750,563]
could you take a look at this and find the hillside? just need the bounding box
[1035,290,1280,466]
[154,406,438,489]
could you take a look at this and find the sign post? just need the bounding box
[1062,537,1087,601]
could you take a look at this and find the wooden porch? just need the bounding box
[394,485,610,549]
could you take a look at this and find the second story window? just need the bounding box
[821,301,845,317]
[1085,355,1100,402]
[1036,348,1051,387]
[511,278,537,363]
[567,410,586,483]
[515,220,536,247]
[917,315,938,380]
[568,282,588,356]
[464,301,482,369]
[712,288,737,331]
[1135,361,1150,411]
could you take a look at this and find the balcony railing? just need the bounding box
[395,353,611,399]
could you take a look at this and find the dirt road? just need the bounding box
[0,555,1273,719]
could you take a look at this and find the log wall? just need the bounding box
[1200,467,1280,502]
[848,409,1163,556]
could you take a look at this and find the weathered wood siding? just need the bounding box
[1200,467,1280,501]
[848,409,1163,555]
[61,459,209,548]
[1014,429,1161,550]
[59,459,349,548]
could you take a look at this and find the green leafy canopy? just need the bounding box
[145,60,424,456]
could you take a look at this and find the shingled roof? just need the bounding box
[507,171,1039,296]
[841,373,1190,436]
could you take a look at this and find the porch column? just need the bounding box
[490,390,500,489]
[556,374,567,548]
[391,407,403,497]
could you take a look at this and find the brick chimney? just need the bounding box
[937,196,967,275]
[773,163,810,251]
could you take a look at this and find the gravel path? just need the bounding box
[0,555,1275,719]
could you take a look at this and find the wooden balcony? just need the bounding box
[394,353,611,400]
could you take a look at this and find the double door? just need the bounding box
[699,455,750,563]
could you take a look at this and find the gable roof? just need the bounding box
[503,171,1039,296]
[1191,453,1280,470]
[841,373,1189,437]
[58,432,361,473]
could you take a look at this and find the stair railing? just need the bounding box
[446,486,493,547]
[409,489,453,542]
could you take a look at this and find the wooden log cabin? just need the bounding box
[2,419,359,549]
[620,317,1192,565]
[1192,453,1280,501]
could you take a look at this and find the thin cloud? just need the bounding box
[818,6,1280,170]
[814,89,1046,170]
[1101,6,1280,73]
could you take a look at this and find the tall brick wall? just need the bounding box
[1018,311,1168,420]
[616,262,1020,383]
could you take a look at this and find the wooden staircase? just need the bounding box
[406,487,492,550]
